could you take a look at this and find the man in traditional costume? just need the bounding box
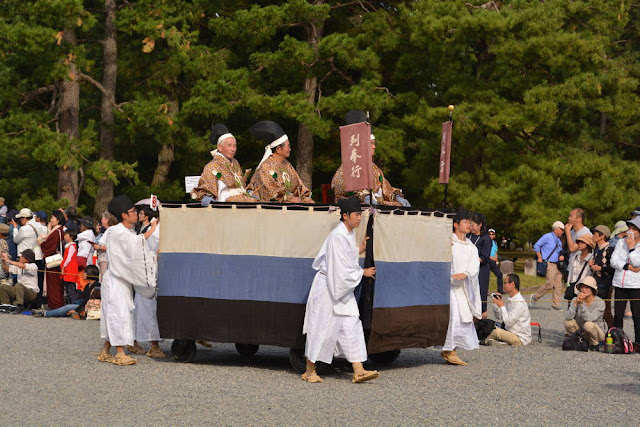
[439,208,481,365]
[97,195,158,366]
[246,121,314,203]
[127,206,166,359]
[191,123,256,205]
[331,110,410,207]
[301,197,379,383]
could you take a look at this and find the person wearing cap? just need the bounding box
[246,121,314,204]
[438,208,481,366]
[565,208,593,284]
[98,195,159,366]
[631,207,640,219]
[610,217,640,346]
[12,208,45,300]
[588,225,614,329]
[565,234,594,300]
[609,220,628,250]
[0,197,7,223]
[487,228,504,293]
[191,123,256,205]
[564,276,606,351]
[302,197,378,383]
[0,249,39,313]
[531,221,566,309]
[331,110,409,207]
[76,216,96,268]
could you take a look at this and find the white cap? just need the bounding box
[15,208,33,219]
[552,221,564,230]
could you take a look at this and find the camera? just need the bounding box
[491,293,501,300]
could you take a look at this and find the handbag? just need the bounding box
[45,229,63,269]
[562,330,588,351]
[564,259,590,300]
[537,241,560,277]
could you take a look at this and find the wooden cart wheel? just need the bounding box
[171,339,197,363]
[235,343,259,356]
[289,348,306,374]
[368,349,401,365]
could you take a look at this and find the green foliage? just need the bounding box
[1,0,639,242]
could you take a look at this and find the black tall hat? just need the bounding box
[210,123,233,145]
[108,195,134,222]
[249,121,286,144]
[338,196,361,214]
[345,110,369,125]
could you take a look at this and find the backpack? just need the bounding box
[562,330,588,352]
[607,327,634,354]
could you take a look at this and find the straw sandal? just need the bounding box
[97,351,114,363]
[126,344,146,355]
[112,354,137,366]
[352,370,379,383]
[301,372,324,383]
[146,347,167,358]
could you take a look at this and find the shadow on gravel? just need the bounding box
[604,371,640,395]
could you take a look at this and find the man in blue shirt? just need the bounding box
[488,228,504,293]
[530,221,565,310]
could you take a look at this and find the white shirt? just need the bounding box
[9,262,39,292]
[492,292,532,345]
[76,229,96,265]
[13,218,42,260]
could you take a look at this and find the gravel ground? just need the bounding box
[1,301,639,426]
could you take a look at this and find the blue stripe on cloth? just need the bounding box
[373,261,450,308]
[157,252,315,304]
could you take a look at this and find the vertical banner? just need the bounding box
[439,121,452,184]
[340,122,373,192]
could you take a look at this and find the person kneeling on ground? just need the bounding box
[564,276,605,351]
[487,273,532,346]
[34,264,100,319]
[0,249,39,313]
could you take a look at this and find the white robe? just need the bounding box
[77,229,95,265]
[133,225,161,342]
[442,233,482,351]
[100,223,155,347]
[303,221,367,364]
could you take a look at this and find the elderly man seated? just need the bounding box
[191,123,256,205]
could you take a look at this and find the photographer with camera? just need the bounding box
[486,273,531,346]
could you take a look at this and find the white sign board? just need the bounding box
[184,176,200,193]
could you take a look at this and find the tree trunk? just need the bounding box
[151,87,178,186]
[94,0,118,218]
[57,28,81,207]
[296,13,324,190]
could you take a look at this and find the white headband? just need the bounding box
[217,133,234,145]
[370,133,375,141]
[257,134,288,170]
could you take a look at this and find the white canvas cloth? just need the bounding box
[441,233,481,351]
[100,223,155,347]
[303,221,367,364]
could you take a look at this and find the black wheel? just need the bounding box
[235,343,259,356]
[171,339,197,363]
[368,349,401,365]
[289,348,306,374]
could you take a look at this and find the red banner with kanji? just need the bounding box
[439,121,452,184]
[339,122,373,192]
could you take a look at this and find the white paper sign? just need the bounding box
[184,176,200,193]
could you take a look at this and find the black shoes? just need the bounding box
[11,305,25,315]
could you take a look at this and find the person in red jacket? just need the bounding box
[61,228,79,304]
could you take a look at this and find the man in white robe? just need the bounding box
[98,195,158,366]
[440,208,482,366]
[302,197,379,383]
[128,206,166,358]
